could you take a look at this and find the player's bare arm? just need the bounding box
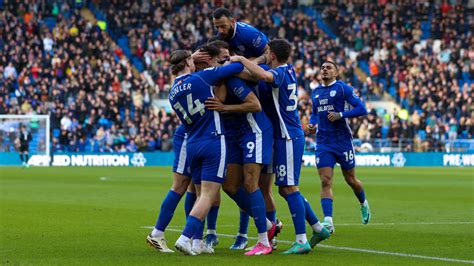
[231,56,273,83]
[205,92,261,113]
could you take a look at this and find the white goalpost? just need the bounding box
[0,114,51,166]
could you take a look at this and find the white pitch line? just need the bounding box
[144,221,474,229]
[335,221,474,226]
[143,227,473,264]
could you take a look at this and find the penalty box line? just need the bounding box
[142,226,474,264]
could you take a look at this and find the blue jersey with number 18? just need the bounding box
[168,63,244,143]
[268,64,303,139]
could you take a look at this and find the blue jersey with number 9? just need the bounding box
[169,63,244,143]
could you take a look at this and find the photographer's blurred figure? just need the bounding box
[19,125,32,168]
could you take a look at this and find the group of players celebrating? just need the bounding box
[146,8,371,256]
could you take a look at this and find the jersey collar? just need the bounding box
[322,80,337,87]
[231,22,238,40]
[176,73,190,79]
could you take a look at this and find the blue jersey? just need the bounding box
[309,80,367,144]
[255,64,279,136]
[226,77,273,134]
[169,63,244,142]
[222,22,268,58]
[268,64,304,139]
[174,124,186,139]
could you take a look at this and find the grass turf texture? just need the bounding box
[0,167,473,265]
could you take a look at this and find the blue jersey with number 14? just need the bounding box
[268,64,303,139]
[168,63,244,143]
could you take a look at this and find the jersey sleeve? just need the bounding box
[241,28,268,56]
[197,62,244,85]
[268,67,284,88]
[309,92,319,125]
[341,85,368,118]
[226,78,252,102]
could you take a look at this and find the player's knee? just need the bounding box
[171,180,190,195]
[320,175,332,188]
[222,182,238,195]
[242,178,258,193]
[344,175,357,186]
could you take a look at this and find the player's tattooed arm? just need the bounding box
[231,56,273,83]
[205,92,261,113]
[252,44,270,65]
[235,68,259,82]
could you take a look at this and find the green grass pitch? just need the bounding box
[1,166,473,265]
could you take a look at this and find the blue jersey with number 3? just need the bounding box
[169,63,244,142]
[268,64,303,139]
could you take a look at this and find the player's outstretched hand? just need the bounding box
[205,97,227,112]
[230,55,244,62]
[192,50,211,63]
[306,124,316,134]
[327,112,342,122]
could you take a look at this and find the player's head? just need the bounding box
[320,60,338,83]
[268,39,292,65]
[213,8,235,41]
[196,41,230,70]
[170,50,194,75]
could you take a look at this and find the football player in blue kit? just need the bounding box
[147,42,232,255]
[206,75,276,255]
[212,8,269,60]
[307,61,371,234]
[232,39,330,254]
[205,8,280,251]
[169,49,246,256]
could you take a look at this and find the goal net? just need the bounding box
[0,114,50,166]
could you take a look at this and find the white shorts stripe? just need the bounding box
[255,132,262,164]
[217,135,226,178]
[176,135,187,174]
[286,139,294,185]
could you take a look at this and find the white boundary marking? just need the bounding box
[142,226,474,264]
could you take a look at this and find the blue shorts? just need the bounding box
[240,129,273,165]
[227,129,273,166]
[315,139,355,170]
[172,133,191,177]
[187,135,227,184]
[274,136,304,186]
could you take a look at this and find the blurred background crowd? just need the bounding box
[1,0,472,154]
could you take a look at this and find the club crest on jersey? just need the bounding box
[252,36,262,48]
[315,94,320,98]
[330,90,337,97]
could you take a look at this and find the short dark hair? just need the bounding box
[207,40,229,51]
[321,60,338,71]
[170,50,192,75]
[213,8,233,19]
[268,39,292,63]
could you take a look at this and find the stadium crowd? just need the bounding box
[1,0,472,153]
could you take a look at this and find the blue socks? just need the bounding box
[207,206,219,231]
[182,215,203,238]
[249,189,267,234]
[321,198,333,217]
[355,189,366,204]
[266,210,276,223]
[285,191,306,235]
[155,190,182,231]
[184,192,196,218]
[301,194,319,225]
[230,188,252,214]
[239,210,250,234]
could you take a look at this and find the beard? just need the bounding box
[219,26,235,41]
